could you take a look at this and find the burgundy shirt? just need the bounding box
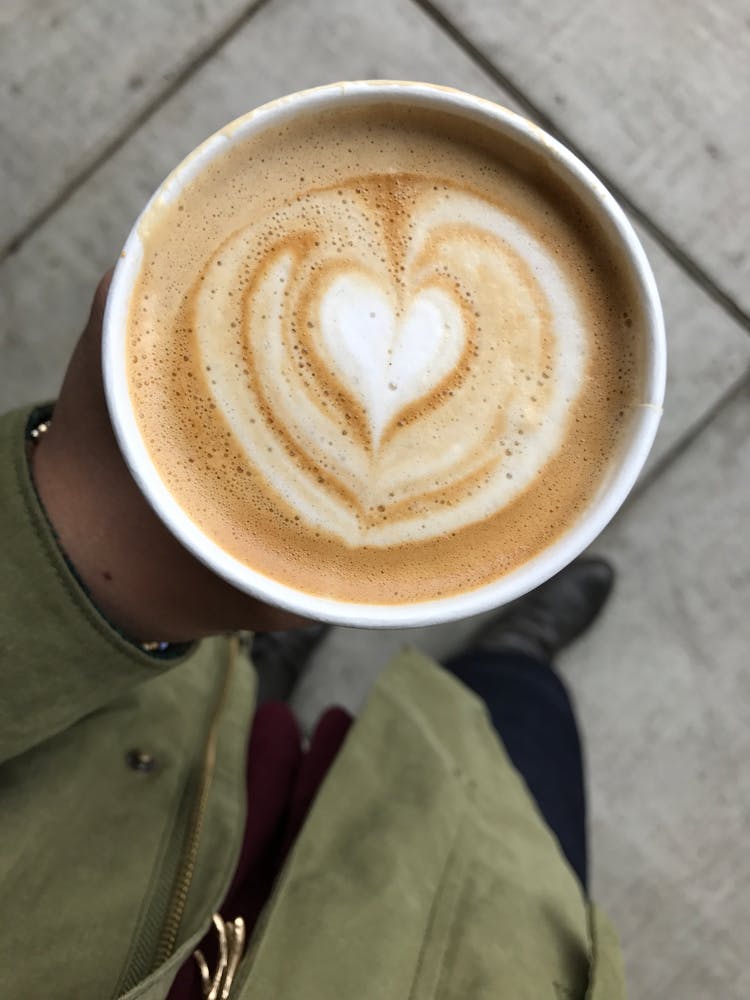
[167,702,353,999]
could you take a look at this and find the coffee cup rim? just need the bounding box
[103,80,666,628]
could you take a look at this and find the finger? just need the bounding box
[82,268,115,344]
[210,583,312,634]
[246,602,312,632]
[93,269,114,321]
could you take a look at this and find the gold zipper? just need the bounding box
[152,635,239,968]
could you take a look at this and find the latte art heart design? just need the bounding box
[192,176,586,547]
[319,274,465,447]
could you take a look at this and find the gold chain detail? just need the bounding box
[29,418,52,441]
[194,913,246,999]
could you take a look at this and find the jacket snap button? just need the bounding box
[126,749,156,773]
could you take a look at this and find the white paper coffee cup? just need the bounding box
[103,81,666,628]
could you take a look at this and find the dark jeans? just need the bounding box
[444,650,588,891]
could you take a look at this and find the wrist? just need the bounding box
[28,407,305,640]
[29,416,185,643]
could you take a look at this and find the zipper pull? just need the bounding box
[194,913,246,999]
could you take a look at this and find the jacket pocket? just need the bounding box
[409,822,592,1000]
[585,905,626,1000]
[408,826,472,1000]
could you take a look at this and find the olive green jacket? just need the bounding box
[0,406,625,999]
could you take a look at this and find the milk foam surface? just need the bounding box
[127,104,642,603]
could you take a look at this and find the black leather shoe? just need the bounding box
[469,557,615,661]
[247,624,329,704]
